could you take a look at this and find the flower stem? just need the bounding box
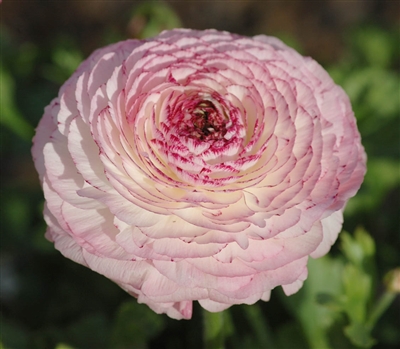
[203,310,226,349]
[366,291,397,329]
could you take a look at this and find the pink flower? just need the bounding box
[32,29,366,319]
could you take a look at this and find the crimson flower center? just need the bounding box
[178,100,228,141]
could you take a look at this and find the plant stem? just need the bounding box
[366,291,397,329]
[203,310,225,349]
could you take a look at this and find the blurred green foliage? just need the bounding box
[129,1,182,39]
[1,3,399,349]
[110,301,166,348]
[41,37,83,85]
[0,67,34,141]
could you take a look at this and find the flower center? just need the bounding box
[179,99,228,141]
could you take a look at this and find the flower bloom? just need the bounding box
[32,29,366,319]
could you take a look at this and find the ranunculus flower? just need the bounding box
[32,29,366,319]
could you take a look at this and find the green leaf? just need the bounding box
[344,323,376,348]
[354,228,375,259]
[339,229,380,347]
[340,228,375,324]
[341,228,376,278]
[341,232,365,268]
[342,264,372,324]
[280,255,345,349]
